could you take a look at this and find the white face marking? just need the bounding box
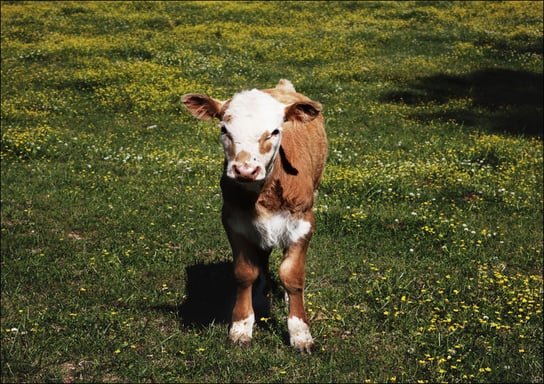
[220,90,285,182]
[229,313,254,344]
[287,316,313,351]
[227,211,311,249]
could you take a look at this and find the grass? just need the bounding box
[1,1,542,382]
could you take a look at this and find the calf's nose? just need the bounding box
[232,163,261,180]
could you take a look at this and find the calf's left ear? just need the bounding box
[284,101,322,123]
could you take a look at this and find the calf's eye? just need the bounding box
[271,129,280,136]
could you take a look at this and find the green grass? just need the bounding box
[1,1,542,382]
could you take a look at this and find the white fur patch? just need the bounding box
[226,90,285,130]
[287,316,313,351]
[256,212,311,249]
[229,313,255,343]
[228,211,311,250]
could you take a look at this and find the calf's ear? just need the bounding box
[284,101,322,123]
[182,94,224,120]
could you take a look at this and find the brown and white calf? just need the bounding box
[182,79,327,353]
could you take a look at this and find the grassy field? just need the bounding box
[1,1,542,382]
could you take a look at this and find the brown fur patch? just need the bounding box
[259,131,273,154]
[234,150,251,163]
[223,135,236,160]
[262,88,308,105]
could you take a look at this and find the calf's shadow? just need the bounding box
[177,261,277,328]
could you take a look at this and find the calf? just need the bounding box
[182,79,327,353]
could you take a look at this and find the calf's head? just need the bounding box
[182,87,321,183]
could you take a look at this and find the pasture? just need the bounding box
[1,1,542,382]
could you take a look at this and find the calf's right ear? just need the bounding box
[182,94,224,120]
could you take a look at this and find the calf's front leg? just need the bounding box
[279,238,314,353]
[227,231,269,347]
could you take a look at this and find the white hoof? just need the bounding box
[228,313,255,347]
[288,316,314,353]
